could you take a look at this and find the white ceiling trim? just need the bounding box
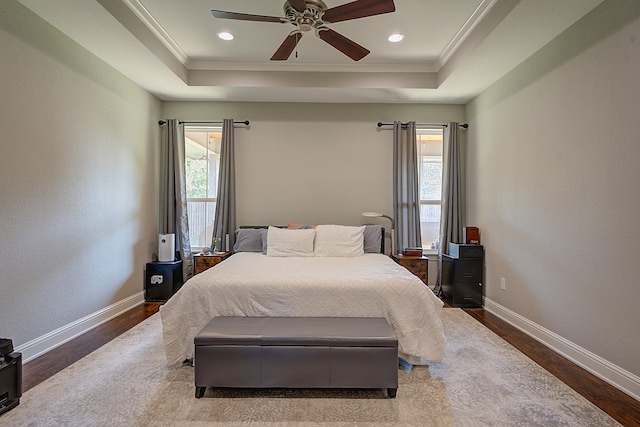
[188,59,435,73]
[187,70,438,90]
[121,0,495,75]
[122,0,190,66]
[435,0,499,70]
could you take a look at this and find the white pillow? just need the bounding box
[266,226,316,257]
[314,225,365,257]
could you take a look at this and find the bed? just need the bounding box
[160,224,445,366]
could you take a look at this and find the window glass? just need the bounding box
[185,127,221,250]
[417,129,443,250]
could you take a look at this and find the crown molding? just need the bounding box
[436,0,499,70]
[122,0,190,66]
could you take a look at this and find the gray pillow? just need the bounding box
[261,230,268,254]
[363,224,383,253]
[233,229,266,253]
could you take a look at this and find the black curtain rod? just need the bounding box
[158,120,250,126]
[377,122,468,129]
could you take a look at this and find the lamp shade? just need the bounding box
[362,211,383,218]
[361,212,394,229]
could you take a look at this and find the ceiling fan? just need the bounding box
[211,0,396,61]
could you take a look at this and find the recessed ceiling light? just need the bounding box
[388,33,405,43]
[217,32,234,41]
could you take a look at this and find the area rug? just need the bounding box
[1,309,619,426]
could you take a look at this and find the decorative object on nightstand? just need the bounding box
[392,254,428,285]
[464,226,480,244]
[442,243,484,308]
[402,247,423,257]
[362,212,395,254]
[211,236,222,254]
[194,252,230,274]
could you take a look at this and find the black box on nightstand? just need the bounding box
[145,260,183,301]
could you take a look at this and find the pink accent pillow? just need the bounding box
[288,222,316,229]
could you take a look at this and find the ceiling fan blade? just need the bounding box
[322,0,395,23]
[317,28,370,61]
[271,33,304,61]
[211,10,285,23]
[288,0,308,13]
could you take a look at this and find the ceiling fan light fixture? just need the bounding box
[212,0,397,61]
[217,31,234,41]
[388,33,404,43]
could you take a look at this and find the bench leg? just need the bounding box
[387,388,397,398]
[195,386,206,398]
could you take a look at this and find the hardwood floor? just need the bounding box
[21,302,162,392]
[20,302,640,426]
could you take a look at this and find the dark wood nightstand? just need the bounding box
[391,254,428,285]
[194,252,230,274]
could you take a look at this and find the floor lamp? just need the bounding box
[362,212,395,254]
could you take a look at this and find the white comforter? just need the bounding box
[160,253,445,366]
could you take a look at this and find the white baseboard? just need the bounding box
[484,297,640,402]
[15,292,146,363]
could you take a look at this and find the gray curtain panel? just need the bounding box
[435,122,464,296]
[160,119,193,281]
[212,119,237,252]
[393,121,422,254]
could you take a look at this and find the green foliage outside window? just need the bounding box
[186,157,208,198]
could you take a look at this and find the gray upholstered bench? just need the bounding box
[194,317,398,398]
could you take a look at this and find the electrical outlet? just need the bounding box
[500,277,506,291]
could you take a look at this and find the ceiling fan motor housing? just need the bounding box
[284,0,327,31]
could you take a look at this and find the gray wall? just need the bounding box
[0,2,160,351]
[466,0,640,379]
[162,102,464,233]
[4,0,637,399]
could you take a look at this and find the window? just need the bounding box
[417,128,443,250]
[184,126,221,251]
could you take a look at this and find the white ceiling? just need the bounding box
[17,0,605,103]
